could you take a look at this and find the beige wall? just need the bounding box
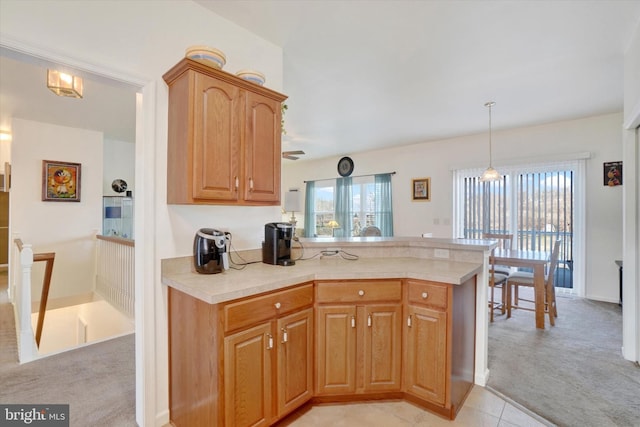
[11,119,103,301]
[283,112,624,303]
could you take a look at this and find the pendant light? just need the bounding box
[480,101,501,182]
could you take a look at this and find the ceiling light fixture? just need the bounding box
[47,69,83,98]
[480,101,501,182]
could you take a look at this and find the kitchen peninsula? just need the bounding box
[162,237,495,427]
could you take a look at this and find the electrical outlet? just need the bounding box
[434,249,450,259]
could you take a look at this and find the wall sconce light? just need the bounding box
[47,69,83,98]
[284,188,301,227]
[0,131,11,141]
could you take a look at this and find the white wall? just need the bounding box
[622,20,639,362]
[103,138,135,196]
[1,1,284,425]
[11,119,103,300]
[283,113,624,302]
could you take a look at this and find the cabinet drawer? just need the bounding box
[224,283,313,332]
[316,280,402,303]
[407,280,449,310]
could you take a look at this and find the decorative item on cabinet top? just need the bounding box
[235,69,266,86]
[185,45,226,69]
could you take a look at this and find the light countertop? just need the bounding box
[162,256,482,304]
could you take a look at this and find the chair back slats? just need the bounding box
[483,233,513,250]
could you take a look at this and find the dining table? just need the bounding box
[491,248,551,329]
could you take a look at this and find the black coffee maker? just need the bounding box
[194,228,229,274]
[262,222,295,266]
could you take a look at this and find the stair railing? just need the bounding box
[12,238,55,361]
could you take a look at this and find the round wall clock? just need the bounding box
[337,156,354,177]
[112,179,128,193]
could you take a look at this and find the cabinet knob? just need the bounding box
[422,292,429,299]
[274,302,281,309]
[358,290,365,296]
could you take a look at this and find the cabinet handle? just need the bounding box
[274,302,281,309]
[422,292,429,299]
[281,328,288,344]
[267,333,274,350]
[367,314,372,327]
[351,316,356,328]
[234,176,239,191]
[407,315,412,328]
[358,290,365,296]
[249,177,254,192]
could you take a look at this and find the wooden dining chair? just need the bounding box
[488,249,510,322]
[506,239,561,326]
[482,233,513,276]
[483,233,513,322]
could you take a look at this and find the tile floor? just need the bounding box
[281,386,553,427]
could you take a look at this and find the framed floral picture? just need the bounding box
[42,160,81,202]
[412,177,431,201]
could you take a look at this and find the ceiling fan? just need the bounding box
[282,150,305,160]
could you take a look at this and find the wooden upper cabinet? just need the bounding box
[243,92,281,203]
[163,58,287,205]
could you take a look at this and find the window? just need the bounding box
[304,174,394,237]
[454,159,585,295]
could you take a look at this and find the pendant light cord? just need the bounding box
[485,101,495,167]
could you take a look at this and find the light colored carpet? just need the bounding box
[487,288,640,427]
[0,272,136,426]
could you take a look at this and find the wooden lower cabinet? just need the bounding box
[315,280,403,395]
[404,305,447,404]
[276,309,314,417]
[223,308,314,426]
[224,322,273,427]
[168,277,476,426]
[403,278,477,419]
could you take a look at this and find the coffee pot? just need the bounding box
[194,228,229,274]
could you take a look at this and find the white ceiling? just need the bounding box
[1,1,639,161]
[199,0,640,160]
[0,48,138,143]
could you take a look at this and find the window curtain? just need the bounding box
[303,181,315,237]
[375,173,394,236]
[335,177,353,237]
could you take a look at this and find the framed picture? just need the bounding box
[603,161,622,187]
[42,160,81,202]
[412,177,430,201]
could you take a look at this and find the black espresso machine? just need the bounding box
[262,222,295,266]
[194,228,229,274]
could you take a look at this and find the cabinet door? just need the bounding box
[192,73,242,201]
[276,308,313,418]
[404,305,447,405]
[243,91,281,203]
[363,304,402,392]
[316,305,357,394]
[224,322,273,427]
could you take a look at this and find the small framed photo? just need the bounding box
[42,160,81,202]
[603,161,622,187]
[412,177,430,201]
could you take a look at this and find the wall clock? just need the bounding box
[112,179,128,193]
[337,156,354,177]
